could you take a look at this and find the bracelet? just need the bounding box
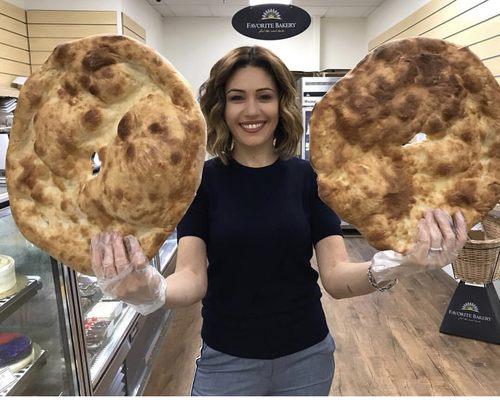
[367,265,398,292]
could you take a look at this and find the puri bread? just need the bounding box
[310,37,500,254]
[6,35,206,274]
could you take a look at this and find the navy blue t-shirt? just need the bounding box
[177,156,342,359]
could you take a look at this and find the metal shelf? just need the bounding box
[0,343,47,396]
[0,276,43,323]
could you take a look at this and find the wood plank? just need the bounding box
[0,42,29,63]
[444,15,500,47]
[27,10,116,25]
[468,35,500,59]
[27,24,116,38]
[420,0,500,41]
[0,12,26,36]
[391,0,485,41]
[482,55,500,76]
[368,0,454,50]
[0,71,16,86]
[29,51,51,65]
[0,27,28,50]
[0,57,29,76]
[0,0,25,23]
[28,37,74,51]
[123,26,145,43]
[122,13,145,39]
[0,85,19,97]
[31,64,41,73]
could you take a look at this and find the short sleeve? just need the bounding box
[310,170,343,245]
[177,180,209,244]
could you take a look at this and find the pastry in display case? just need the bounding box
[0,332,34,372]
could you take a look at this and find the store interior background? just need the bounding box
[3,0,430,94]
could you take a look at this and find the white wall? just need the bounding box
[121,0,163,51]
[320,18,367,70]
[366,0,431,43]
[163,15,372,96]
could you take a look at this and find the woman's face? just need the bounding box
[224,66,279,152]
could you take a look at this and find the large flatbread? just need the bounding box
[6,35,206,274]
[310,37,500,253]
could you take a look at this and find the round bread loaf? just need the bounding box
[6,35,206,274]
[310,37,500,254]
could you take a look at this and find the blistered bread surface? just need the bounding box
[310,37,500,253]
[6,35,206,274]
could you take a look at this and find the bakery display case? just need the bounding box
[0,207,78,395]
[0,204,178,395]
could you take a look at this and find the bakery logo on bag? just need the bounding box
[232,4,311,40]
[448,302,492,323]
[461,302,479,313]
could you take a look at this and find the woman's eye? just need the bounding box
[228,95,244,101]
[259,94,273,101]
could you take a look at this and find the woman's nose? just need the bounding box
[244,97,259,116]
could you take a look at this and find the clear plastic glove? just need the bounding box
[370,209,468,284]
[90,232,166,315]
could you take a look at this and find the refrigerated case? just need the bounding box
[296,76,359,234]
[0,207,78,395]
[296,77,340,161]
[0,205,177,395]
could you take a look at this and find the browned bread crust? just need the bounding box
[310,37,500,254]
[6,35,206,274]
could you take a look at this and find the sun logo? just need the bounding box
[461,302,479,312]
[261,8,282,20]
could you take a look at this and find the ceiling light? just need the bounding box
[249,0,291,5]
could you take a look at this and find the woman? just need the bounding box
[91,46,467,396]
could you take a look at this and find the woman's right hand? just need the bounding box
[90,232,167,315]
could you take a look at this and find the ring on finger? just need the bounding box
[429,247,443,252]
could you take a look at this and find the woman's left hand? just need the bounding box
[370,209,468,283]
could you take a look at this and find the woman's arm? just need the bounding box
[164,235,208,308]
[315,210,467,300]
[315,235,376,299]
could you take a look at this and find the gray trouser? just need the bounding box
[191,333,335,396]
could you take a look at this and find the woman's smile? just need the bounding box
[239,120,267,134]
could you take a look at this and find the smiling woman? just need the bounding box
[92,44,469,397]
[198,45,302,166]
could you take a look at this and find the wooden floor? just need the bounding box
[144,237,500,396]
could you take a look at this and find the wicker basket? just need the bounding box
[452,237,500,284]
[483,212,500,239]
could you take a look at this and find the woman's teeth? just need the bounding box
[240,122,265,131]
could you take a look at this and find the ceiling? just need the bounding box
[145,0,386,18]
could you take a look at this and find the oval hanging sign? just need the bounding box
[232,4,311,40]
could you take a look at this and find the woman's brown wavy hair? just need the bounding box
[199,46,302,165]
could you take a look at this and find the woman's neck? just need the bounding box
[232,145,278,168]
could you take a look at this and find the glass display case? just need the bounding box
[0,207,78,395]
[0,204,178,395]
